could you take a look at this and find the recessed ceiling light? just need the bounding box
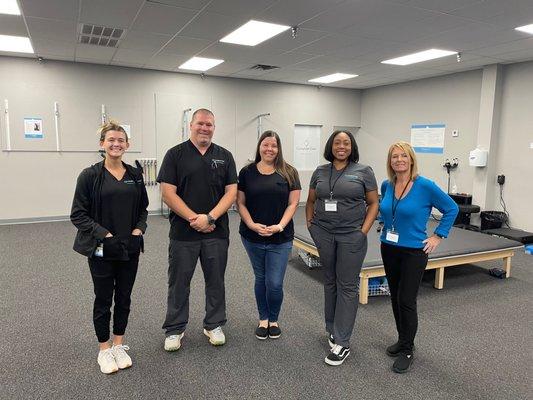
[220,20,290,46]
[381,49,457,65]
[515,23,533,35]
[179,57,224,71]
[0,34,33,53]
[308,73,358,84]
[0,0,20,15]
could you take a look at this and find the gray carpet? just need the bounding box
[0,208,531,400]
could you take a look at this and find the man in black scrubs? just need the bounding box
[157,109,237,350]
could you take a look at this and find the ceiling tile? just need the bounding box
[388,0,483,13]
[296,34,363,56]
[177,12,243,40]
[0,15,28,36]
[161,36,212,55]
[205,0,276,19]
[131,2,197,35]
[120,31,173,51]
[257,0,346,26]
[75,43,116,61]
[257,51,316,68]
[81,0,145,28]
[26,17,77,43]
[469,37,533,58]
[112,48,157,64]
[256,28,327,53]
[32,38,76,58]
[148,0,211,10]
[198,42,278,64]
[20,0,79,21]
[144,53,189,70]
[207,61,250,74]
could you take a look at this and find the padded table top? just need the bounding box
[294,220,523,269]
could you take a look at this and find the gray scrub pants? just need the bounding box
[162,238,229,336]
[309,224,367,348]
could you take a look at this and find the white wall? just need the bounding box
[494,61,533,230]
[358,70,483,193]
[0,56,361,222]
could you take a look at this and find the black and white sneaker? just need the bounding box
[268,324,281,339]
[328,333,335,348]
[325,344,350,366]
[386,342,415,357]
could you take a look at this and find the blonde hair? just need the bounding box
[99,120,127,142]
[386,141,418,182]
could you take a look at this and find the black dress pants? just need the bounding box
[88,255,139,343]
[380,242,428,353]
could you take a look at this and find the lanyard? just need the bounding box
[329,163,348,199]
[391,180,410,230]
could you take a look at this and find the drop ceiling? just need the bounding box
[1,0,532,88]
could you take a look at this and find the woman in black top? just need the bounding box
[236,131,301,340]
[71,122,148,374]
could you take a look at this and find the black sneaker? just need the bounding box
[328,333,335,348]
[325,345,350,366]
[255,325,268,340]
[268,324,281,339]
[392,353,414,373]
[386,342,415,357]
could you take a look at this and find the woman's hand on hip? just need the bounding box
[422,235,442,254]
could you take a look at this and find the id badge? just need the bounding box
[386,229,399,243]
[94,243,104,257]
[325,199,338,212]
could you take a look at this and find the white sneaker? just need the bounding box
[111,344,132,369]
[97,348,118,374]
[164,333,184,351]
[203,326,226,346]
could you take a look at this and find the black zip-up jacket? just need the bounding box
[70,160,149,257]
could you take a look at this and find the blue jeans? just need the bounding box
[241,237,293,322]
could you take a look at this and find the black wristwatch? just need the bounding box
[207,213,216,225]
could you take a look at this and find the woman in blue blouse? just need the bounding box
[379,141,458,373]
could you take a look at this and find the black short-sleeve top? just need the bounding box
[238,163,301,244]
[309,162,377,234]
[157,140,237,241]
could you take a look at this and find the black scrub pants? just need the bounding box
[163,238,229,336]
[88,255,139,343]
[309,224,367,348]
[380,242,428,353]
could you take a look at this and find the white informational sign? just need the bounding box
[410,124,445,154]
[121,124,131,139]
[24,117,43,139]
[294,124,321,170]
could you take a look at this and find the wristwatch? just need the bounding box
[435,233,445,239]
[207,213,216,225]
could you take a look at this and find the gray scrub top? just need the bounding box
[310,162,377,234]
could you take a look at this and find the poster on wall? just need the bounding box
[294,124,321,170]
[410,124,445,154]
[24,117,43,139]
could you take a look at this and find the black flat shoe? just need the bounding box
[255,325,268,340]
[268,324,281,339]
[392,353,414,373]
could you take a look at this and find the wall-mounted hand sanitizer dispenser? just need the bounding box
[469,148,488,167]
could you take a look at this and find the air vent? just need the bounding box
[78,23,124,48]
[250,64,279,71]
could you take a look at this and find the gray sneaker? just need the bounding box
[203,326,226,346]
[164,333,184,351]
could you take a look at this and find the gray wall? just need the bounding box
[0,56,361,222]
[359,63,532,231]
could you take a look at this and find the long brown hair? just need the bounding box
[254,130,298,187]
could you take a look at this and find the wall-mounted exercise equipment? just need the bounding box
[137,158,157,186]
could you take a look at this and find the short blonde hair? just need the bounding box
[386,141,418,182]
[99,120,127,142]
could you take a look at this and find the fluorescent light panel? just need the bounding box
[220,20,290,46]
[515,24,533,34]
[0,34,33,53]
[308,73,358,84]
[179,57,224,71]
[381,49,457,65]
[0,0,20,15]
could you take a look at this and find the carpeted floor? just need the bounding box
[0,209,531,400]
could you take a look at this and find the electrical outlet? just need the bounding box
[452,129,459,137]
[497,175,505,185]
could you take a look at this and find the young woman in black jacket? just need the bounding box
[71,121,148,374]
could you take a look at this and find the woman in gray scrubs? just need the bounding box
[305,130,379,366]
